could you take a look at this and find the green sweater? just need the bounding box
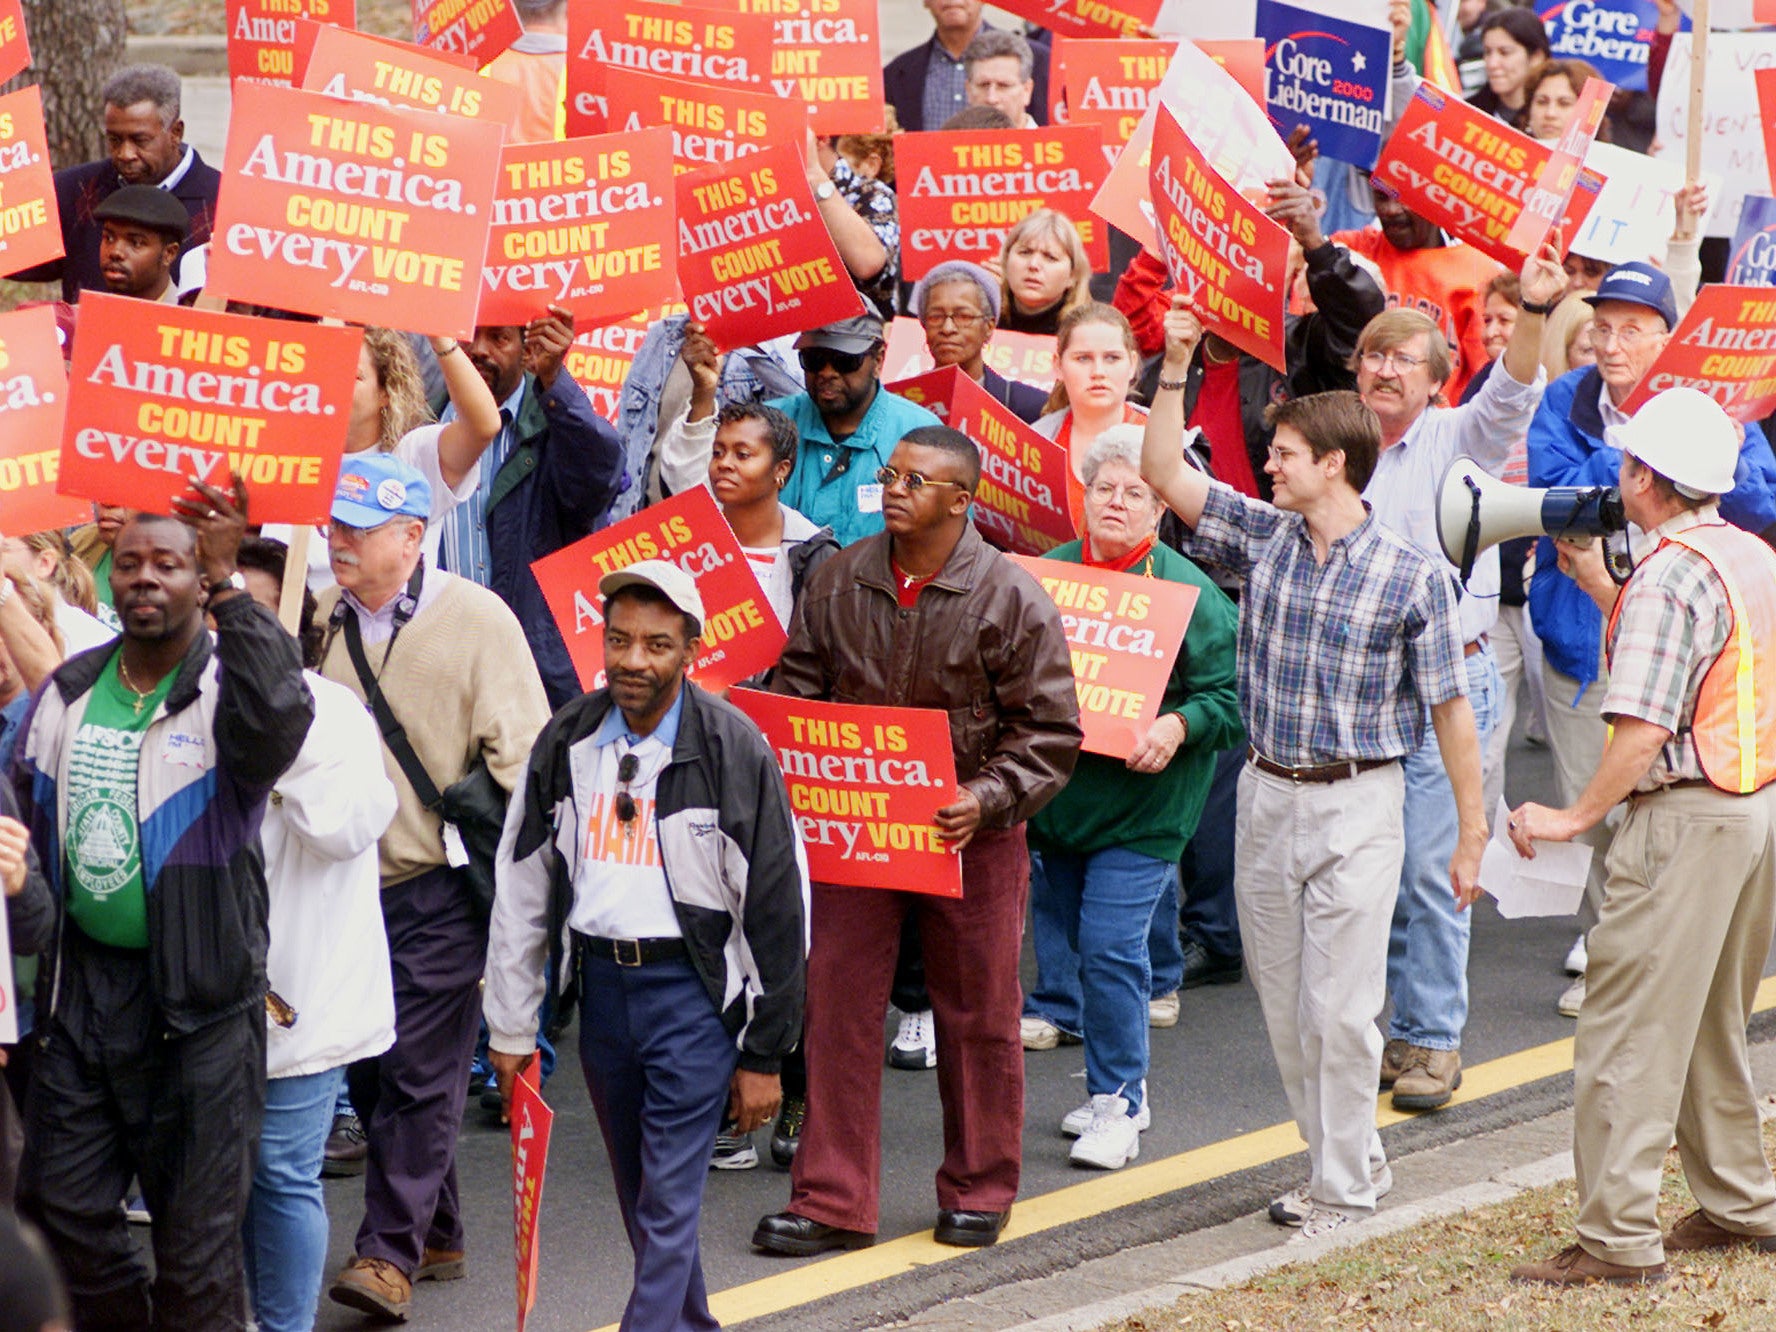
[1029,542,1243,862]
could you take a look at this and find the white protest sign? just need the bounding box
[1150,0,1257,37]
[1571,140,1723,262]
[1653,31,1776,238]
[1676,0,1765,27]
[0,901,15,1044]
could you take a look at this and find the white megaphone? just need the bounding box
[1436,457,1628,584]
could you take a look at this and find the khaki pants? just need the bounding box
[1574,783,1776,1267]
[1540,655,1613,930]
[1236,761,1400,1216]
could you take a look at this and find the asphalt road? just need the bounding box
[309,727,1618,1332]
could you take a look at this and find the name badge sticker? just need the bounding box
[858,483,884,514]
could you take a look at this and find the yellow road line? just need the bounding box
[589,976,1776,1330]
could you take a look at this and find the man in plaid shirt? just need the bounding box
[1142,302,1487,1244]
[1509,389,1776,1288]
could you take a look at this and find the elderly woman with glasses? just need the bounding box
[910,259,1049,424]
[1020,425,1241,1171]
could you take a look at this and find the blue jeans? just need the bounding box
[1026,854,1182,1035]
[1386,648,1501,1050]
[1026,848,1177,1110]
[245,1067,343,1332]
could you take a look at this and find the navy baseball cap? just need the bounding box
[1584,261,1678,330]
[331,453,432,528]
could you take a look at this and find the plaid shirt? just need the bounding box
[1187,481,1468,766]
[1601,507,1731,790]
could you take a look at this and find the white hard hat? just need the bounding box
[1605,387,1738,497]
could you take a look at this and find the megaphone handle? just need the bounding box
[1459,475,1483,586]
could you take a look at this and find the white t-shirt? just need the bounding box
[566,730,680,940]
[56,598,114,655]
[263,423,480,592]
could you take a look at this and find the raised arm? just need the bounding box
[432,334,502,490]
[1142,296,1213,528]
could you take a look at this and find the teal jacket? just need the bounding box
[771,384,940,547]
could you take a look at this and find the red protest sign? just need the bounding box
[1619,285,1776,422]
[0,306,86,535]
[603,67,807,175]
[1504,75,1611,256]
[509,1064,552,1332]
[208,83,504,337]
[0,87,62,279]
[59,295,361,525]
[676,142,864,351]
[729,690,964,896]
[479,130,676,327]
[531,485,786,691]
[302,22,520,124]
[227,1,354,87]
[1374,83,1603,268]
[0,0,29,86]
[565,0,777,137]
[1148,105,1290,372]
[991,0,1162,39]
[1008,555,1197,758]
[1051,38,1177,163]
[725,0,884,135]
[413,0,522,65]
[898,127,1110,281]
[565,310,653,424]
[882,318,1057,394]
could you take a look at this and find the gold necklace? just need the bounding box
[117,656,154,717]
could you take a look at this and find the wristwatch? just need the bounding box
[1520,296,1561,316]
[812,180,837,202]
[206,570,247,598]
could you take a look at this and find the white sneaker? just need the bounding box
[1564,933,1588,976]
[1287,1205,1356,1244]
[1269,1165,1391,1225]
[1068,1095,1142,1169]
[1558,974,1586,1018]
[1062,1082,1150,1136]
[1021,1016,1064,1050]
[1149,991,1180,1028]
[888,1009,937,1069]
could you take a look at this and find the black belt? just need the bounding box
[575,933,688,967]
[1248,747,1397,784]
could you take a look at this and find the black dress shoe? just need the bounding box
[934,1208,1010,1247]
[751,1212,875,1256]
[1180,937,1243,989]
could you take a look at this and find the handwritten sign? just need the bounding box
[531,485,786,692]
[1653,32,1776,238]
[0,0,29,86]
[1619,285,1776,422]
[227,0,353,87]
[898,127,1109,280]
[730,690,963,895]
[0,86,62,279]
[414,0,522,66]
[726,0,884,134]
[675,141,864,351]
[1149,104,1290,372]
[990,0,1163,39]
[479,130,675,326]
[565,0,777,137]
[302,22,520,124]
[881,317,1057,394]
[1537,0,1675,92]
[1728,194,1776,284]
[509,1065,552,1332]
[565,310,654,425]
[1571,140,1722,264]
[207,82,504,337]
[1373,83,1603,267]
[58,295,361,525]
[1255,0,1392,169]
[0,306,86,535]
[1009,555,1196,758]
[604,66,807,174]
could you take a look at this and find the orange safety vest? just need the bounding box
[1607,522,1776,794]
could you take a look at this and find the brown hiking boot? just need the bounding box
[1378,1038,1411,1090]
[329,1256,412,1320]
[1390,1046,1462,1110]
[415,1246,466,1281]
[1665,1208,1776,1252]
[1511,1242,1665,1287]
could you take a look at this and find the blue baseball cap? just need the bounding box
[330,453,432,528]
[1584,261,1678,330]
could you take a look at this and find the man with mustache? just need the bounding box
[433,307,625,708]
[91,185,187,304]
[315,456,550,1322]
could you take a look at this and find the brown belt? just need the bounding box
[1464,634,1489,659]
[1247,747,1397,784]
[1633,777,1725,798]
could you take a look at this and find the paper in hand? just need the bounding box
[1479,798,1594,919]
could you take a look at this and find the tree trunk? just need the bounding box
[3,0,128,168]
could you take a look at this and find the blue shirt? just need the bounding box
[771,385,940,547]
[440,379,527,586]
[591,683,685,752]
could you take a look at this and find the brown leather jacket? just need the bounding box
[774,524,1082,828]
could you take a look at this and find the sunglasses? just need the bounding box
[799,346,871,375]
[875,465,971,495]
[614,752,640,831]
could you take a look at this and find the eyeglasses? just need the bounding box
[1359,349,1428,373]
[799,347,871,376]
[920,310,989,332]
[1086,480,1154,507]
[1587,322,1657,349]
[614,752,639,833]
[876,465,972,495]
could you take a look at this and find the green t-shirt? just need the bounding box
[92,550,122,634]
[63,654,176,949]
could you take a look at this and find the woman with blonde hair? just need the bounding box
[996,208,1093,335]
[1,532,110,655]
[1034,303,1149,533]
